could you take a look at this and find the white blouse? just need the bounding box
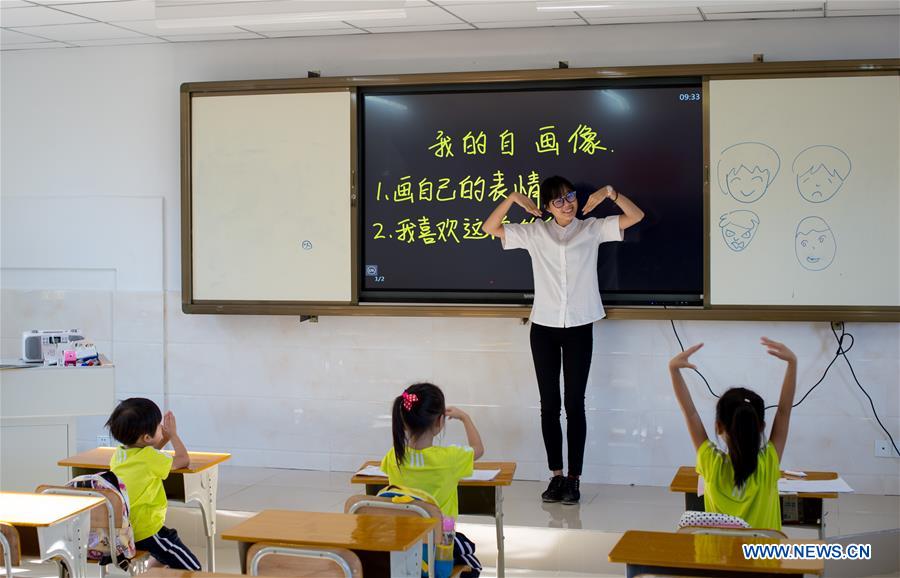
[503,216,622,328]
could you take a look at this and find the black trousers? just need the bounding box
[529,322,593,477]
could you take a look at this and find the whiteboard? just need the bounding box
[710,75,900,307]
[191,90,353,302]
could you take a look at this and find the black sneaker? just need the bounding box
[561,476,581,505]
[541,475,565,502]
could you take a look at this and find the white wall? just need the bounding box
[2,16,899,493]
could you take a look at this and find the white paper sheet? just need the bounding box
[777,477,854,494]
[355,465,501,482]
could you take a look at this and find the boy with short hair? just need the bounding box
[105,398,201,570]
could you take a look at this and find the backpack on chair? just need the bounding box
[66,471,137,566]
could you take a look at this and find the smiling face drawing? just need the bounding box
[793,145,851,204]
[795,217,836,271]
[719,210,759,252]
[717,142,781,204]
[726,167,769,203]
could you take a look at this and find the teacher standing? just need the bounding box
[482,176,644,504]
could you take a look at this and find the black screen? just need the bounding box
[361,79,703,305]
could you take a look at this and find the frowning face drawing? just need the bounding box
[793,145,851,204]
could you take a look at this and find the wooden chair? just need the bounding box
[246,543,363,578]
[0,522,21,577]
[677,525,789,539]
[344,495,470,578]
[35,485,150,576]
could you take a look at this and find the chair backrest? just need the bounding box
[246,543,363,578]
[0,522,21,567]
[344,494,443,520]
[677,525,789,539]
[35,484,125,528]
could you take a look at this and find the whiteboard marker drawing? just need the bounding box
[719,210,760,252]
[792,145,851,203]
[795,216,837,271]
[717,142,780,204]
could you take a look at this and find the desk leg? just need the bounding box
[495,487,504,578]
[37,511,91,578]
[183,466,219,572]
[390,540,422,578]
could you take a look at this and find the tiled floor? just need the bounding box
[213,465,900,537]
[7,465,899,578]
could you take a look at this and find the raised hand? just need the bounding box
[761,337,796,363]
[162,411,178,437]
[511,191,542,217]
[582,185,614,215]
[445,406,469,421]
[669,343,704,370]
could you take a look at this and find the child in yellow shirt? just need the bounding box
[381,383,484,577]
[669,338,797,530]
[106,398,201,570]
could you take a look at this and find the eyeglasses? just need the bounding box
[550,191,577,208]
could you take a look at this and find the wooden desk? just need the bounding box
[0,491,104,578]
[223,510,436,578]
[351,460,514,578]
[609,530,824,577]
[59,447,231,571]
[669,466,838,538]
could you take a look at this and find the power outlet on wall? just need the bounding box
[874,440,898,458]
[97,434,111,447]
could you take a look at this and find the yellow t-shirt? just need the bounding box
[381,445,474,519]
[696,439,781,530]
[110,446,172,541]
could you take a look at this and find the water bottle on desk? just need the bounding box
[434,517,455,578]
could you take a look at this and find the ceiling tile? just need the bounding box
[241,20,356,33]
[50,0,154,21]
[346,5,466,26]
[1,40,70,49]
[1,27,53,44]
[434,0,537,4]
[573,5,701,17]
[69,35,166,46]
[700,1,824,13]
[366,22,475,32]
[826,8,899,15]
[475,17,585,27]
[826,0,899,8]
[704,8,824,18]
[161,31,261,42]
[8,21,146,40]
[0,5,93,26]
[258,27,368,37]
[584,13,703,23]
[446,2,578,22]
[112,19,243,35]
[0,1,35,8]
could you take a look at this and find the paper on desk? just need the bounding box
[356,465,388,477]
[697,475,704,497]
[465,469,501,481]
[355,465,501,482]
[778,477,854,494]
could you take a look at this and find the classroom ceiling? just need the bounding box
[1,0,897,51]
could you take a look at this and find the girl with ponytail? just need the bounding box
[381,383,485,576]
[669,338,797,530]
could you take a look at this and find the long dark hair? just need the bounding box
[392,383,446,467]
[539,175,575,210]
[716,387,765,488]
